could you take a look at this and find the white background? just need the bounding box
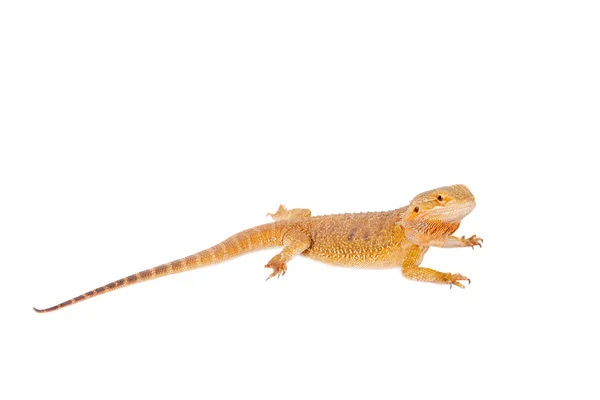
[1,1,599,399]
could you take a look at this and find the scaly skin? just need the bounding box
[33,184,482,313]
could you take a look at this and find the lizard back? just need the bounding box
[301,208,410,268]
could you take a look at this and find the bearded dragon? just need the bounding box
[33,184,482,313]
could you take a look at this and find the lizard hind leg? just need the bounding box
[265,230,311,280]
[267,205,312,221]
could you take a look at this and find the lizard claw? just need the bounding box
[445,273,470,289]
[461,235,483,249]
[265,262,287,281]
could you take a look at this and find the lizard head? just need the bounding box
[400,184,476,242]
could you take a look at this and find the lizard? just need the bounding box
[33,184,482,313]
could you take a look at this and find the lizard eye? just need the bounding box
[437,195,443,201]
[413,206,419,213]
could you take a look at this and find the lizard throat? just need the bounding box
[404,219,460,242]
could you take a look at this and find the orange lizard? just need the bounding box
[33,184,482,313]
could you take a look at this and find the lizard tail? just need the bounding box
[33,223,286,313]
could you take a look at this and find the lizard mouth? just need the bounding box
[428,202,475,222]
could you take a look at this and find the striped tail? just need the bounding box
[33,223,286,313]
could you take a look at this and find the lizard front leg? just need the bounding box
[402,265,471,288]
[265,229,311,280]
[430,234,483,249]
[401,246,470,288]
[267,205,312,221]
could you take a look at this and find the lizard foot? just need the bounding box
[265,261,287,281]
[267,205,311,221]
[443,273,471,289]
[460,235,483,248]
[266,205,287,220]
